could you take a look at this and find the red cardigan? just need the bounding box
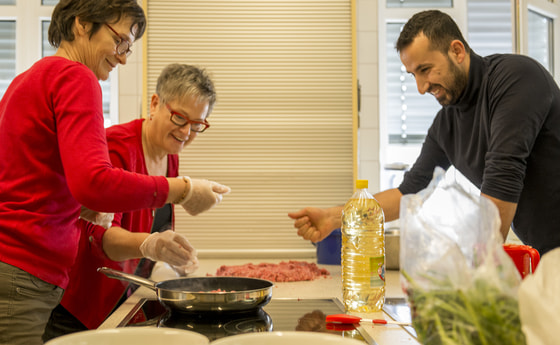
[0,57,169,289]
[61,119,179,329]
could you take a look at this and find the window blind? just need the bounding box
[0,21,15,99]
[385,22,440,144]
[386,0,452,8]
[146,0,355,258]
[467,0,513,56]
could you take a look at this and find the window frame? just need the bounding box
[518,0,560,79]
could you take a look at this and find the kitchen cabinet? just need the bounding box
[99,259,419,345]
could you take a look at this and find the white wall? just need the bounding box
[356,0,380,193]
[117,37,144,123]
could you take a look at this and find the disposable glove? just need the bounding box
[171,259,200,276]
[152,261,199,278]
[139,230,198,268]
[79,206,114,229]
[94,213,114,229]
[180,177,231,216]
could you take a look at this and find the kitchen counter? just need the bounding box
[99,259,419,345]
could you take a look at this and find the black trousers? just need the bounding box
[42,304,87,342]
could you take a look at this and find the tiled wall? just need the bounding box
[356,0,380,193]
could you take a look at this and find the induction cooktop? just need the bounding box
[118,297,375,344]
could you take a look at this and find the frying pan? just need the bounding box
[98,267,274,312]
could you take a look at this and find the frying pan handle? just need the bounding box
[97,267,158,291]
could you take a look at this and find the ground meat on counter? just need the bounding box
[212,260,330,282]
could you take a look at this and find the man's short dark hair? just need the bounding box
[395,10,471,55]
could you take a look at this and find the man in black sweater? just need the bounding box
[289,10,560,256]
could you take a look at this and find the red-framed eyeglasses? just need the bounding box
[166,104,210,133]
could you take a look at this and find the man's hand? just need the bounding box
[288,206,343,242]
[481,193,517,241]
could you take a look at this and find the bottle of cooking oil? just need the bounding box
[341,179,385,313]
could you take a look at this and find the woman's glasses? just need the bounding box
[166,104,210,133]
[105,23,132,57]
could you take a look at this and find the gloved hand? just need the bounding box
[181,177,231,216]
[94,213,114,229]
[171,259,200,276]
[79,206,114,229]
[139,230,198,267]
[152,261,200,278]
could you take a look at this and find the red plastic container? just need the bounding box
[503,244,540,279]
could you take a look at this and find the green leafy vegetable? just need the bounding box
[402,270,526,345]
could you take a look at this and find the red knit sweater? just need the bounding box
[0,57,168,288]
[61,119,179,328]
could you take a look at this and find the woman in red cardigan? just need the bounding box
[43,63,218,340]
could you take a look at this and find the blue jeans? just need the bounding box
[0,261,63,345]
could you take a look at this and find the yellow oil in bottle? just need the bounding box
[341,180,385,313]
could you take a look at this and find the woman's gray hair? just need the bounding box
[48,0,146,48]
[156,64,217,116]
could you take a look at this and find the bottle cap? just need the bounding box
[356,179,368,189]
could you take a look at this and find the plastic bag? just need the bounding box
[400,167,525,345]
[518,248,560,345]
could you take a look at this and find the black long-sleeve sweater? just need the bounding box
[399,53,560,255]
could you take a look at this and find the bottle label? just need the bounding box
[369,256,385,287]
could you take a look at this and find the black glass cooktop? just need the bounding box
[118,298,374,343]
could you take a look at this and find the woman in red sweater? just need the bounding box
[0,2,229,344]
[43,63,216,340]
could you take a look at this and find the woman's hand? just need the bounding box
[180,177,231,216]
[79,206,114,229]
[139,230,198,268]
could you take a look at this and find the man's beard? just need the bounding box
[432,57,468,106]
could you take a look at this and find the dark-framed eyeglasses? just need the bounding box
[166,104,210,133]
[105,23,132,57]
